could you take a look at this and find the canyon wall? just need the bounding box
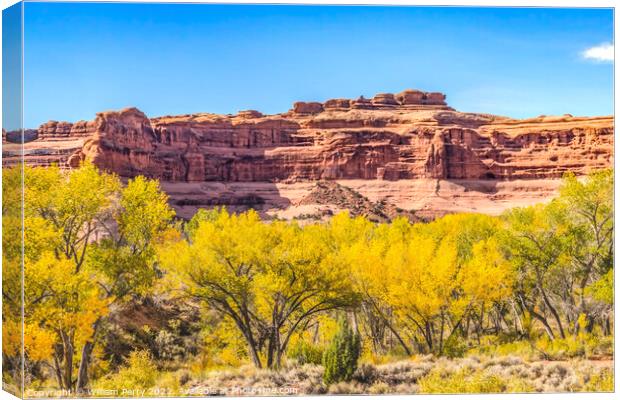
[4,89,613,219]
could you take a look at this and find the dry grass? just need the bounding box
[183,356,613,395]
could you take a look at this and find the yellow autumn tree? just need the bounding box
[20,164,118,390]
[11,163,175,392]
[378,214,511,354]
[2,166,25,391]
[345,217,414,355]
[158,208,359,368]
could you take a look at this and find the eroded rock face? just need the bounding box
[238,110,263,119]
[6,89,613,219]
[372,93,398,106]
[324,99,351,110]
[3,129,38,143]
[38,120,96,139]
[293,102,324,114]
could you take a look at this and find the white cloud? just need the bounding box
[581,43,614,62]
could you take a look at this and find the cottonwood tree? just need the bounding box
[16,164,174,392]
[76,175,174,390]
[382,214,510,354]
[501,169,613,339]
[20,164,118,391]
[3,166,27,391]
[559,170,613,333]
[345,217,414,355]
[158,209,359,369]
[501,202,572,340]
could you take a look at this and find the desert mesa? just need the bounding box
[3,89,613,220]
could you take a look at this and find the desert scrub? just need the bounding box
[352,363,378,384]
[375,359,433,385]
[367,381,391,394]
[184,356,612,395]
[469,334,614,362]
[188,363,326,396]
[418,357,536,394]
[327,381,365,394]
[442,334,468,358]
[152,369,193,396]
[361,351,411,366]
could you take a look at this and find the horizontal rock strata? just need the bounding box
[4,89,613,219]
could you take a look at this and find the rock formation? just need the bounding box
[4,89,613,219]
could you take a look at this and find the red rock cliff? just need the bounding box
[6,89,613,219]
[59,90,612,183]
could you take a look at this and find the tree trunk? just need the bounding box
[540,288,566,339]
[274,328,282,369]
[76,341,94,393]
[533,266,566,339]
[385,321,412,356]
[76,319,101,392]
[518,294,555,340]
[510,301,524,336]
[605,316,611,336]
[438,312,445,355]
[247,339,263,368]
[63,346,73,390]
[424,322,433,352]
[528,308,555,340]
[53,354,64,390]
[275,342,284,370]
[60,331,74,391]
[266,329,275,369]
[368,299,411,356]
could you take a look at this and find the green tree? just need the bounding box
[322,317,361,384]
[501,169,613,339]
[559,170,613,333]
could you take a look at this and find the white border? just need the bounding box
[0,1,616,400]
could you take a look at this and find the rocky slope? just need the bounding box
[295,181,419,223]
[3,89,613,219]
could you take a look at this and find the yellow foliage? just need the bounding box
[2,319,22,359]
[582,369,614,392]
[6,165,613,391]
[4,163,174,390]
[94,351,159,391]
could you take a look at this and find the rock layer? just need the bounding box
[4,89,613,219]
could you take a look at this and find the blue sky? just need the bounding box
[15,3,615,129]
[3,2,22,131]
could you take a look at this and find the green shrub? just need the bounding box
[289,340,324,365]
[322,318,361,385]
[442,335,468,358]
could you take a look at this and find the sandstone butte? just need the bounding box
[2,89,614,220]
